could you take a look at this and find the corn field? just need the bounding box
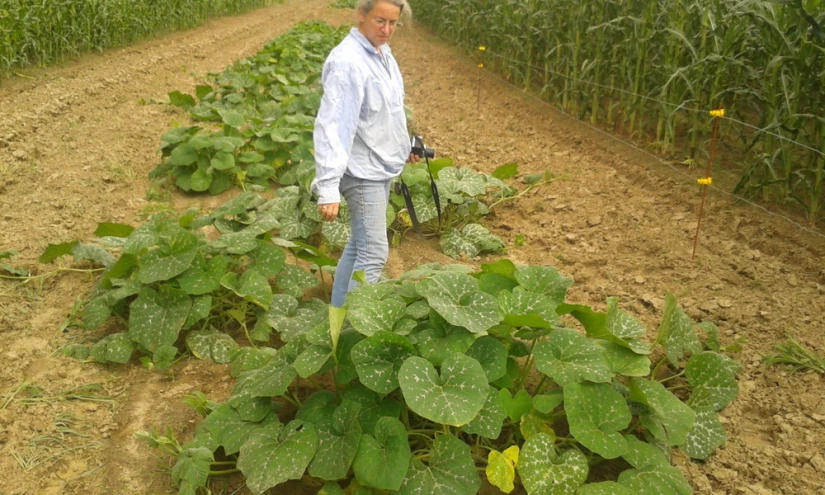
[410,0,825,224]
[0,0,282,78]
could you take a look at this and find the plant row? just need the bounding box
[0,0,283,77]
[409,0,825,224]
[141,260,740,495]
[153,20,527,259]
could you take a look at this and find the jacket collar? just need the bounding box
[350,27,392,56]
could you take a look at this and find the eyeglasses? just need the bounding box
[370,16,402,29]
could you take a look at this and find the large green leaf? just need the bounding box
[221,270,273,309]
[685,351,740,411]
[628,378,695,446]
[398,354,488,426]
[172,447,213,488]
[463,386,507,439]
[498,289,560,329]
[276,264,318,298]
[248,241,286,277]
[340,382,402,436]
[518,433,588,495]
[351,331,417,394]
[513,265,573,304]
[598,341,651,377]
[656,294,701,366]
[178,255,229,295]
[232,350,297,399]
[500,388,532,422]
[137,224,200,284]
[465,336,508,382]
[415,326,475,367]
[186,329,238,364]
[563,382,631,459]
[602,297,651,354]
[440,224,505,259]
[128,286,192,353]
[308,411,362,481]
[533,329,612,386]
[198,403,278,455]
[237,420,318,495]
[416,272,502,335]
[681,407,727,459]
[90,333,134,364]
[398,434,480,495]
[346,285,407,336]
[353,417,411,491]
[438,167,488,196]
[267,297,327,342]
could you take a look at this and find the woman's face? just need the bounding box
[358,0,402,48]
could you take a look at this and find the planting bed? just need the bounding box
[0,0,823,494]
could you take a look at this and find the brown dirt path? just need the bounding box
[1,0,823,494]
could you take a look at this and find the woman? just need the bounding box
[312,0,418,307]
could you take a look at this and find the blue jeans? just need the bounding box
[331,175,391,307]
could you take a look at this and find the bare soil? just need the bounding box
[1,1,823,494]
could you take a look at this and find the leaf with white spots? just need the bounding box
[656,294,701,366]
[136,223,200,284]
[397,434,481,495]
[440,223,505,259]
[266,297,326,342]
[322,219,350,249]
[352,416,410,490]
[232,350,297,400]
[186,329,238,364]
[681,407,727,459]
[398,353,488,426]
[172,446,213,488]
[415,327,475,367]
[183,295,212,329]
[628,378,695,446]
[237,420,318,495]
[275,264,318,298]
[533,329,613,386]
[128,286,192,353]
[465,336,508,382]
[220,270,273,309]
[308,410,362,481]
[604,297,651,355]
[513,265,573,305]
[598,341,651,377]
[498,288,561,330]
[563,382,631,459]
[248,241,286,277]
[293,344,332,378]
[686,351,740,411]
[351,331,417,394]
[463,386,507,439]
[197,403,278,455]
[178,255,229,295]
[518,433,589,495]
[346,285,407,336]
[90,333,134,364]
[416,272,502,335]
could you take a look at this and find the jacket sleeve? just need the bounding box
[312,62,365,204]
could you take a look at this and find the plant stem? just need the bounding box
[209,469,241,476]
[658,370,685,384]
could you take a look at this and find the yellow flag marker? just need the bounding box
[709,109,725,117]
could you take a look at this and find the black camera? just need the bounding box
[410,135,435,159]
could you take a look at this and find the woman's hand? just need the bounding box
[318,202,340,222]
[408,153,421,163]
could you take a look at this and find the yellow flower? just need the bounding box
[478,46,486,51]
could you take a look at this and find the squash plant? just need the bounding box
[144,261,739,494]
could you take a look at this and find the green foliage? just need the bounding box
[410,0,825,225]
[142,261,740,494]
[0,0,284,77]
[71,210,319,365]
